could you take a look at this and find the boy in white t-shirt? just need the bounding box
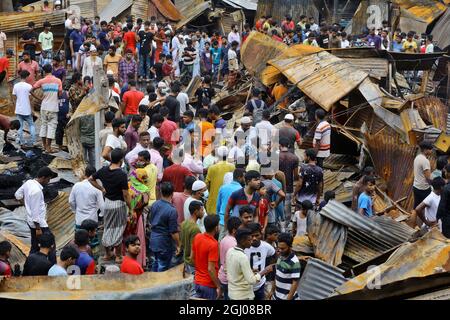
[292,200,313,237]
[413,177,446,231]
[13,70,37,147]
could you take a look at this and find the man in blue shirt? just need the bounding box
[69,28,84,71]
[149,182,180,272]
[216,169,245,240]
[210,41,222,82]
[181,110,195,143]
[293,26,305,44]
[358,175,376,217]
[98,21,110,52]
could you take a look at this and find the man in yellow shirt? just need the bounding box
[205,146,235,214]
[272,78,289,109]
[402,32,418,53]
[103,46,122,79]
[136,150,158,206]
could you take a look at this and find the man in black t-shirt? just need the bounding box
[22,233,55,276]
[138,21,154,82]
[295,148,323,208]
[194,75,215,110]
[165,82,181,123]
[317,27,330,49]
[89,148,130,264]
[20,22,39,61]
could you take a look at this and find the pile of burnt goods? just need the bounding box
[0,144,73,208]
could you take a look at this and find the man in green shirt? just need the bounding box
[38,22,54,54]
[181,200,204,276]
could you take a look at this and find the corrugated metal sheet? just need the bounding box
[175,1,211,28]
[414,96,447,132]
[320,200,415,248]
[333,229,450,297]
[432,9,450,50]
[0,231,28,268]
[240,31,287,80]
[222,0,258,10]
[344,58,389,79]
[268,51,368,111]
[365,125,417,210]
[392,0,447,24]
[131,0,150,21]
[174,0,203,12]
[100,0,133,22]
[255,0,319,26]
[152,0,183,21]
[0,10,66,33]
[46,192,75,250]
[345,0,389,35]
[307,211,347,266]
[0,265,192,300]
[297,258,347,300]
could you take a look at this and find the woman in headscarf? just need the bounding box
[124,168,150,268]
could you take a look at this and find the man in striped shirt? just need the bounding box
[269,232,300,300]
[313,109,331,168]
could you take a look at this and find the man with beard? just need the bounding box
[17,51,40,85]
[125,131,151,169]
[267,232,300,300]
[101,118,127,165]
[244,222,276,300]
[103,46,121,79]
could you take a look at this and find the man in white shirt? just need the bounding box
[413,177,444,230]
[226,228,272,300]
[227,25,241,50]
[125,131,151,169]
[177,91,189,117]
[101,118,127,165]
[12,70,37,147]
[15,166,57,254]
[244,223,276,300]
[255,110,276,151]
[69,165,104,227]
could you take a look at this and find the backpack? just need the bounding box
[251,99,265,125]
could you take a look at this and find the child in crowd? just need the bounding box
[74,229,96,275]
[0,241,12,276]
[162,55,174,81]
[358,176,376,217]
[292,200,313,237]
[258,183,269,235]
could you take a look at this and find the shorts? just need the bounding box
[39,110,58,140]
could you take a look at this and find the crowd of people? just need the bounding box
[0,9,446,301]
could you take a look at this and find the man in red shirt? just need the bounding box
[121,235,144,275]
[122,79,144,116]
[191,215,221,300]
[162,151,194,192]
[123,23,138,55]
[0,49,14,85]
[158,106,179,146]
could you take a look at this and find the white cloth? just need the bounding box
[148,126,160,141]
[139,95,149,106]
[255,120,276,148]
[125,143,150,168]
[423,191,440,223]
[292,211,307,237]
[82,56,103,79]
[15,179,47,228]
[227,32,241,49]
[182,153,203,175]
[102,134,126,164]
[177,92,189,116]
[341,40,350,48]
[223,172,233,185]
[0,32,7,51]
[183,196,206,232]
[69,179,104,226]
[228,49,239,71]
[13,82,33,116]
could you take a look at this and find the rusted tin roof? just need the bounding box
[307,211,347,266]
[320,201,415,248]
[175,1,212,29]
[152,0,183,21]
[0,231,28,268]
[255,0,319,26]
[392,0,447,24]
[332,229,450,297]
[100,0,133,22]
[414,96,447,132]
[46,192,75,251]
[297,258,347,300]
[432,8,450,50]
[0,10,66,33]
[268,52,368,111]
[365,125,417,210]
[0,265,191,300]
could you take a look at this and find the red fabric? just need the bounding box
[122,89,144,115]
[0,259,12,277]
[0,57,9,74]
[172,192,190,225]
[272,35,283,42]
[112,87,120,94]
[258,198,269,228]
[120,256,144,275]
[159,119,179,145]
[162,63,173,76]
[255,20,263,31]
[85,260,96,275]
[192,233,219,288]
[162,164,193,192]
[123,31,137,52]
